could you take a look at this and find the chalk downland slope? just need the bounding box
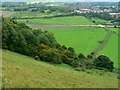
[2,50,118,88]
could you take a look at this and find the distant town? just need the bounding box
[1,2,120,25]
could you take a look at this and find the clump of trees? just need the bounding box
[93,55,114,72]
[2,17,79,66]
[2,17,114,72]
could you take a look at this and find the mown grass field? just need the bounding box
[17,16,95,25]
[2,50,118,88]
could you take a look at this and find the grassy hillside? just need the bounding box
[2,50,118,88]
[17,16,94,25]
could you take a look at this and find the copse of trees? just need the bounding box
[2,17,114,72]
[93,55,114,72]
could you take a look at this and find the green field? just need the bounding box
[17,16,95,25]
[94,18,108,23]
[17,16,118,68]
[49,27,106,55]
[100,34,118,68]
[108,28,119,34]
[49,27,118,68]
[91,18,111,24]
[2,50,118,88]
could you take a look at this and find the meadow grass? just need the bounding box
[100,34,118,68]
[94,18,108,23]
[2,50,118,88]
[49,27,106,55]
[108,28,119,34]
[17,16,95,25]
[49,27,118,68]
[92,18,111,24]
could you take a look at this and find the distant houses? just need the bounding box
[109,13,120,18]
[74,8,114,14]
[79,9,93,13]
[74,9,104,13]
[74,9,93,13]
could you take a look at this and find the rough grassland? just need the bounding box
[2,50,118,88]
[17,16,94,25]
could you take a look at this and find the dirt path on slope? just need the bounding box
[91,29,113,58]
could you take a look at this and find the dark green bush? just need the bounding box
[93,55,114,72]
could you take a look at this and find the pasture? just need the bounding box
[49,27,118,68]
[49,27,106,55]
[17,16,118,68]
[100,34,118,68]
[108,28,119,34]
[92,18,111,24]
[17,16,95,25]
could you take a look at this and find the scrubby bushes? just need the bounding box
[39,44,62,64]
[2,17,79,67]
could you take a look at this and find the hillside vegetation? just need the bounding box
[2,50,118,88]
[2,17,116,72]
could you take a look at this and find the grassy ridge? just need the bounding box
[17,16,94,25]
[2,50,118,88]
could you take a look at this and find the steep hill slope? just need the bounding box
[2,50,118,88]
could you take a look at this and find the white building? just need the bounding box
[110,13,120,18]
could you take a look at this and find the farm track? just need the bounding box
[92,29,113,58]
[27,23,119,29]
